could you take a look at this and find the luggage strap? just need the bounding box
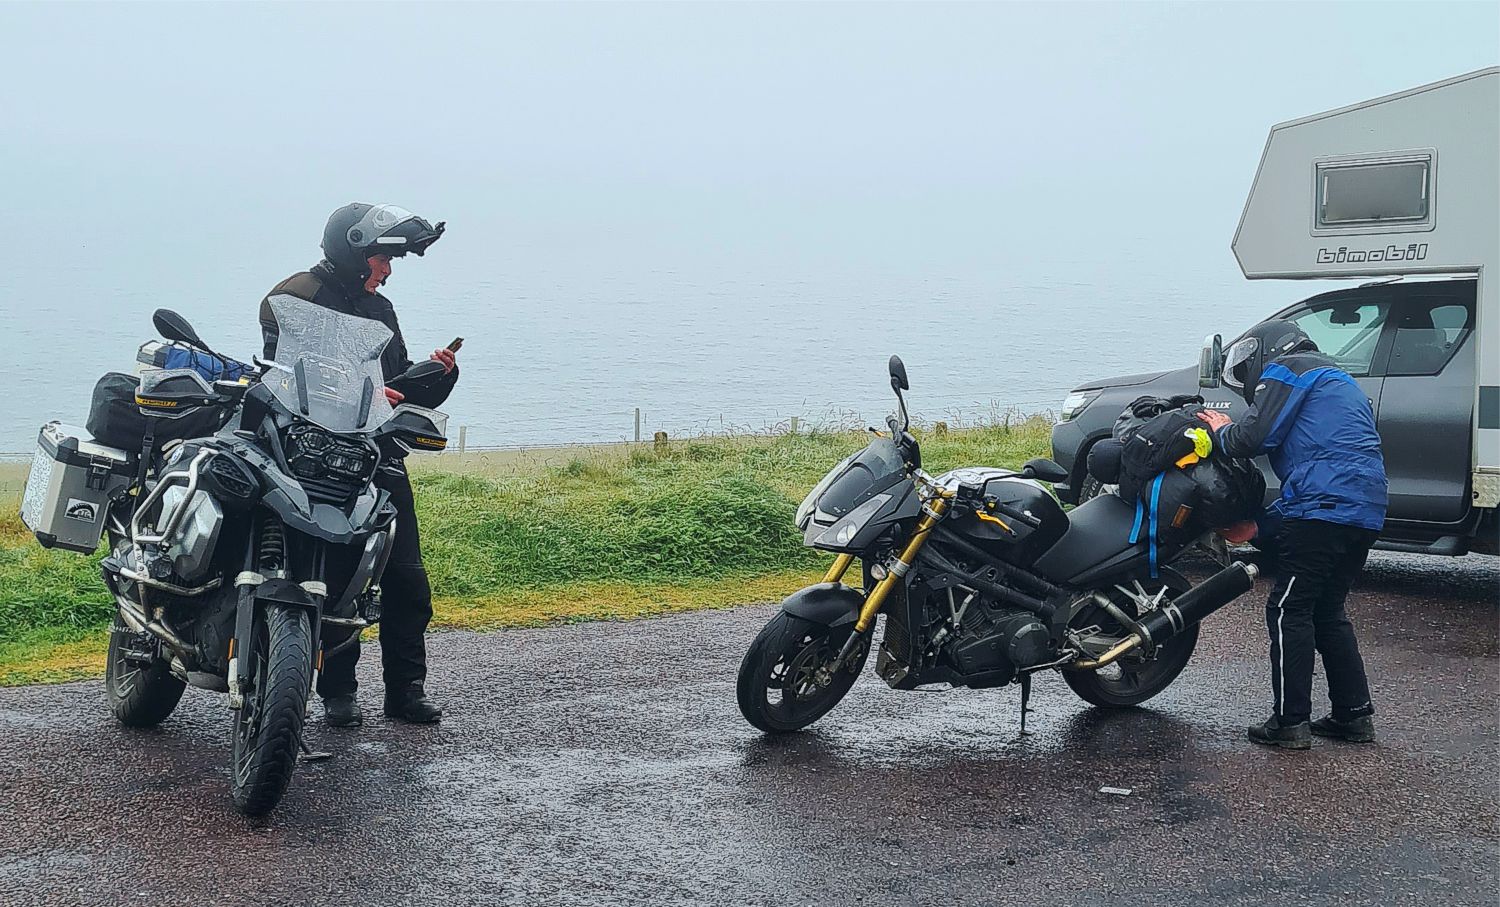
[1127,474,1165,579]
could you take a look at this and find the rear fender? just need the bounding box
[781,583,866,629]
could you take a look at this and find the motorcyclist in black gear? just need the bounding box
[259,203,457,726]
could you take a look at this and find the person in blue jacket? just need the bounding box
[1198,320,1387,750]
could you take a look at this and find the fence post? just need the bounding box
[458,425,467,455]
[790,416,800,434]
[634,408,642,443]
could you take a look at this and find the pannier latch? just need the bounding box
[86,459,113,491]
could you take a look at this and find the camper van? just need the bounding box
[1051,68,1499,556]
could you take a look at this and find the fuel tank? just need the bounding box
[936,467,1069,565]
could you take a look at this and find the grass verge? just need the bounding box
[0,419,1052,686]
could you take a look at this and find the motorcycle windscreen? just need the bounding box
[816,437,908,519]
[264,294,394,433]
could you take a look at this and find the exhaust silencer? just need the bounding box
[1071,561,1259,670]
[1137,560,1259,646]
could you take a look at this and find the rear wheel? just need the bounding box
[230,604,312,817]
[104,620,186,727]
[1063,574,1198,708]
[737,613,870,734]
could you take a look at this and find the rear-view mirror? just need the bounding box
[1021,458,1069,484]
[402,360,448,383]
[386,359,449,398]
[888,355,910,391]
[154,308,206,349]
[1198,333,1223,389]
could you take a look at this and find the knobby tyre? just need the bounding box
[230,604,312,817]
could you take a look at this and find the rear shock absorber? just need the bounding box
[257,520,286,578]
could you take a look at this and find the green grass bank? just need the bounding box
[0,420,1052,685]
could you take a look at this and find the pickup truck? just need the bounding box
[1050,276,1496,556]
[1053,69,1499,557]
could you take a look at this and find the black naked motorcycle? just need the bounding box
[99,296,449,815]
[736,356,1259,734]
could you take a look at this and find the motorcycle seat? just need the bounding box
[1033,492,1147,586]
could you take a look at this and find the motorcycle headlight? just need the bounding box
[796,453,857,529]
[1059,390,1101,422]
[815,493,892,551]
[284,425,377,486]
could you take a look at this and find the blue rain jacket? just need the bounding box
[1216,352,1387,531]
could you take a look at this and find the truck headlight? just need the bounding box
[1059,390,1101,422]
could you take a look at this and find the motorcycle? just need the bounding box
[736,356,1259,734]
[98,296,449,815]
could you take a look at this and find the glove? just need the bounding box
[430,348,456,373]
[1174,426,1214,468]
[384,387,405,405]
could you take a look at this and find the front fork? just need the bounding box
[829,493,951,665]
[822,553,855,584]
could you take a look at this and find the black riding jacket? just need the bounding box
[258,261,458,411]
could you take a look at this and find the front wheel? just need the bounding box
[1062,575,1199,708]
[737,612,870,734]
[230,604,313,817]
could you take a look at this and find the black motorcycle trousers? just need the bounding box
[1264,518,1377,725]
[318,466,433,699]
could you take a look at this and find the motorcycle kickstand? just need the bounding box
[299,737,333,763]
[299,673,332,762]
[1017,673,1034,738]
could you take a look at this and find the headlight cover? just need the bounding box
[814,493,892,550]
[1059,390,1101,422]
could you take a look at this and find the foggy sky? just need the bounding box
[1,1,1496,427]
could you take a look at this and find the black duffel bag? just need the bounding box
[86,372,223,452]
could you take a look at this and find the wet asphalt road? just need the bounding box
[1,552,1495,907]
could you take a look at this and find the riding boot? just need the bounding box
[385,684,443,723]
[323,694,364,728]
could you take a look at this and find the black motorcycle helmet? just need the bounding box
[1222,320,1317,403]
[321,203,445,286]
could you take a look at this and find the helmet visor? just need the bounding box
[348,205,444,257]
[1223,337,1258,390]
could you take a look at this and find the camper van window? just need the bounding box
[1387,299,1474,377]
[1288,302,1389,377]
[1316,156,1432,230]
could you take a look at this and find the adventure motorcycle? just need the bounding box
[736,356,1259,734]
[95,297,448,815]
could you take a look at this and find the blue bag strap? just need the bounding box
[1147,473,1164,578]
[1129,495,1145,544]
